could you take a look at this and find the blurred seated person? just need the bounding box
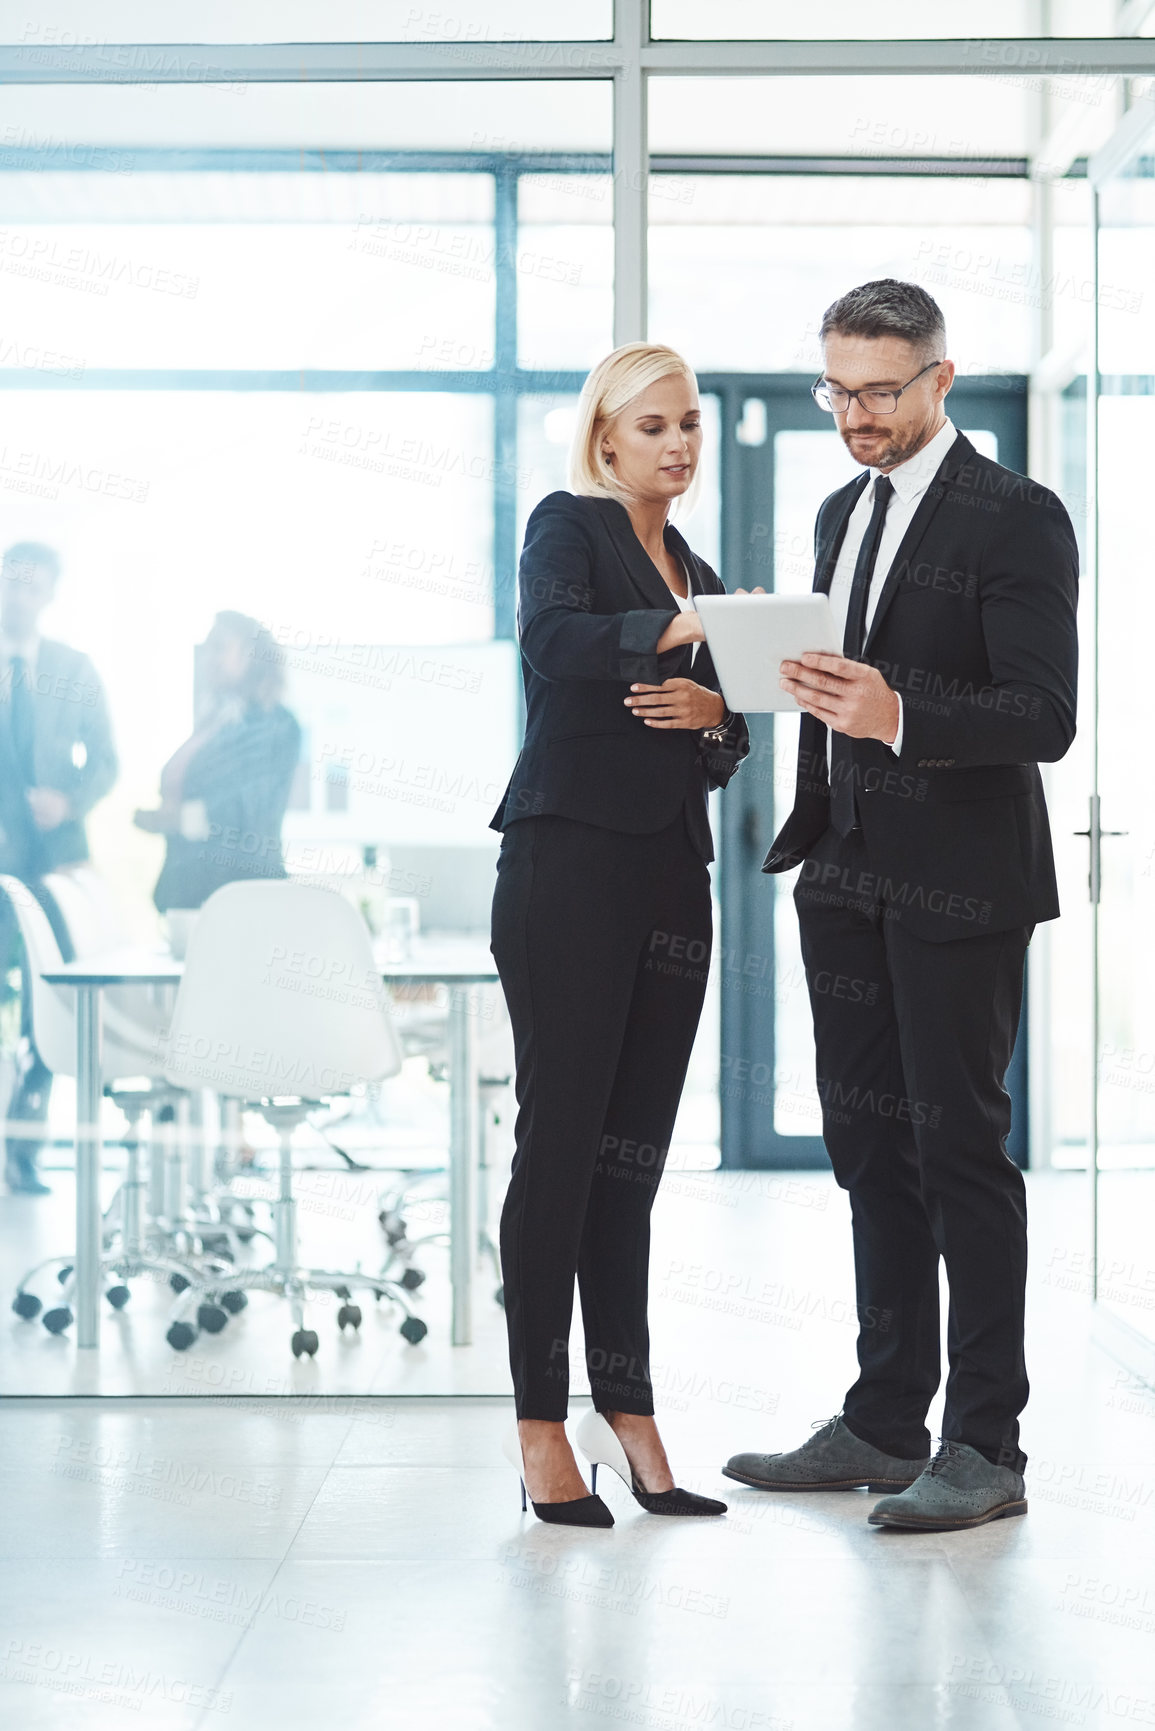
[134,611,301,912]
[0,540,118,1193]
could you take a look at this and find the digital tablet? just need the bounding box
[694,592,840,713]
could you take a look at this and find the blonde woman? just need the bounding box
[490,343,748,1526]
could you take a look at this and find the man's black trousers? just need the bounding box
[794,824,1032,1472]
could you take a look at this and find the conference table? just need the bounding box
[41,937,500,1353]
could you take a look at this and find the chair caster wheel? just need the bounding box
[166,1321,197,1351]
[399,1267,425,1291]
[291,1329,319,1358]
[337,1304,362,1331]
[57,1265,73,1284]
[106,1285,131,1309]
[12,1291,41,1320]
[399,1316,427,1345]
[495,1284,505,1308]
[220,1290,248,1315]
[235,1228,256,1243]
[169,1273,191,1293]
[43,1307,73,1334]
[197,1302,228,1334]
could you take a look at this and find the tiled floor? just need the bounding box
[2,1171,1154,1729]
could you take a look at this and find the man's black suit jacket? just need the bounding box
[491,490,749,861]
[0,637,118,877]
[763,432,1079,942]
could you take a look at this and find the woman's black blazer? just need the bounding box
[490,490,749,862]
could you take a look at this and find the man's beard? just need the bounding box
[840,421,932,471]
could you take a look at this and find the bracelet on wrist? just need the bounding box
[701,703,732,743]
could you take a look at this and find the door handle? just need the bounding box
[1075,797,1128,905]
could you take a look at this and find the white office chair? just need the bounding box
[162,878,426,1355]
[1,875,227,1333]
[40,864,128,954]
[43,865,264,1269]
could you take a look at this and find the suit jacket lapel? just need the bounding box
[862,432,975,655]
[598,497,687,613]
[813,474,869,596]
[664,522,701,595]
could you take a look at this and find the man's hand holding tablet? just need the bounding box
[697,584,899,744]
[779,651,900,745]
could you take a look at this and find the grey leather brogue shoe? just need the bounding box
[723,1413,929,1492]
[868,1439,1027,1531]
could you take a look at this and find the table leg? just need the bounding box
[74,983,103,1349]
[447,983,479,1346]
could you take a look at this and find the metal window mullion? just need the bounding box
[2,39,1155,82]
[493,166,519,641]
[613,0,648,346]
[0,368,589,390]
[1087,183,1102,1289]
[1026,0,1053,1174]
[641,39,1155,75]
[0,146,1043,176]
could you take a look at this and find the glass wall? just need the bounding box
[643,73,1104,1165]
[0,79,615,1393]
[1092,138,1155,1360]
[0,80,612,934]
[0,26,1142,1386]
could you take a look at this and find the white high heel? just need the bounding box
[574,1407,728,1517]
[574,1408,633,1492]
[502,1423,614,1528]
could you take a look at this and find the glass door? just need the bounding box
[1090,135,1155,1370]
[711,375,1029,1169]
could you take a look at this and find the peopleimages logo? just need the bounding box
[797,858,991,925]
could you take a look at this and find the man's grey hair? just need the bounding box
[820,279,946,365]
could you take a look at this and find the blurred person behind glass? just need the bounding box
[0,540,118,1193]
[134,611,301,914]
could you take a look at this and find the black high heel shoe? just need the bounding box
[502,1425,614,1528]
[575,1408,727,1516]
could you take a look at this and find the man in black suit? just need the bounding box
[0,542,118,1192]
[724,281,1079,1530]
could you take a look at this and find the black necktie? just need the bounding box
[8,653,36,789]
[830,474,894,836]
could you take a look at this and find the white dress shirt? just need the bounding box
[0,629,41,671]
[826,415,958,757]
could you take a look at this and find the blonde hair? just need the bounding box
[568,342,701,509]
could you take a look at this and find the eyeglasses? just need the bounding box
[810,359,944,416]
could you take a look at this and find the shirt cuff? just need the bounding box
[886,694,904,756]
